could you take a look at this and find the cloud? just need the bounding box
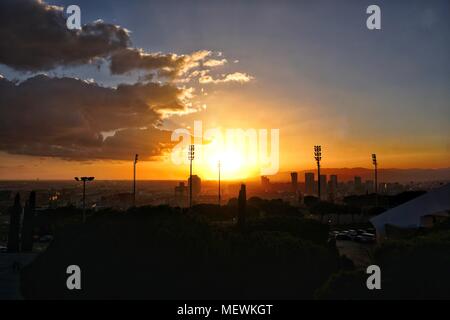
[0,0,255,163]
[110,48,211,79]
[203,59,227,67]
[0,0,130,71]
[0,0,253,84]
[0,1,213,81]
[199,72,254,84]
[0,75,190,160]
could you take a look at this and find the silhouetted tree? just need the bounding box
[238,184,246,230]
[21,206,340,299]
[7,193,22,253]
[304,195,319,207]
[21,191,36,252]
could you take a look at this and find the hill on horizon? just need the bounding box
[269,167,450,183]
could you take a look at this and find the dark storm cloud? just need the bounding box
[0,0,131,71]
[0,0,252,162]
[110,48,182,75]
[0,0,248,80]
[110,48,211,79]
[0,0,213,79]
[0,75,182,160]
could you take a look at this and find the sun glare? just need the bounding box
[197,141,259,180]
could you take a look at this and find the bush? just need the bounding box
[316,225,450,299]
[21,206,339,299]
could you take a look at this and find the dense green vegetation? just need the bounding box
[17,192,450,299]
[21,204,339,299]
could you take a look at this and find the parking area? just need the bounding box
[330,228,376,267]
[331,228,376,243]
[336,240,374,267]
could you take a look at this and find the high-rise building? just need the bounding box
[329,174,338,194]
[305,172,315,195]
[354,176,363,194]
[320,175,327,199]
[188,175,201,197]
[290,172,298,192]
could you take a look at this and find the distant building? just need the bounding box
[329,175,338,201]
[371,183,450,239]
[329,175,338,193]
[365,180,374,194]
[354,176,363,194]
[175,182,187,193]
[320,175,327,199]
[174,182,188,206]
[100,193,133,209]
[305,172,315,195]
[261,176,270,191]
[385,182,404,195]
[379,182,387,194]
[290,172,298,192]
[188,175,201,197]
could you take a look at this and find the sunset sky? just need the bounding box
[0,0,449,180]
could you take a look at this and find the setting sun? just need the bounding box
[200,148,258,180]
[188,138,260,180]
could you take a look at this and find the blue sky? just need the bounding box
[4,0,447,120]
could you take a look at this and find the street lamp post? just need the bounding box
[314,145,322,201]
[74,176,95,223]
[133,154,138,207]
[372,153,378,206]
[188,145,195,208]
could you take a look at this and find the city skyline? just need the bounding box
[1,0,450,304]
[0,0,449,180]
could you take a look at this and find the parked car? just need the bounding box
[354,234,376,243]
[335,233,352,240]
[362,232,375,238]
[39,235,54,243]
[329,231,340,237]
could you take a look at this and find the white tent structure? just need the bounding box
[370,183,450,239]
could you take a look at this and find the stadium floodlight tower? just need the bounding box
[74,176,95,223]
[372,153,378,206]
[188,144,195,208]
[133,154,138,207]
[314,145,322,200]
[372,154,378,193]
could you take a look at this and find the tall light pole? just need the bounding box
[372,153,378,205]
[188,145,195,208]
[314,145,322,201]
[218,160,221,206]
[133,154,138,207]
[74,176,95,223]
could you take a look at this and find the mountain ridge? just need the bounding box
[270,167,450,183]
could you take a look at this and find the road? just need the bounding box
[336,240,374,267]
